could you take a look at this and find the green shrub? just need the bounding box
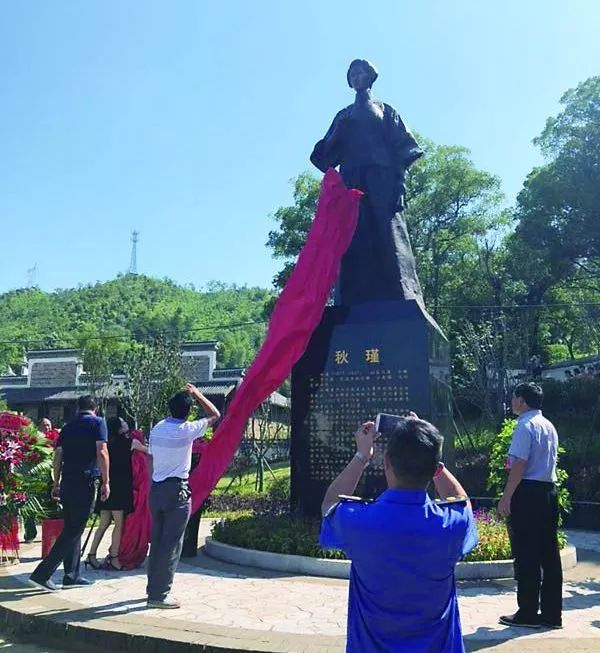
[464,520,512,562]
[487,418,572,521]
[487,419,517,499]
[211,511,565,563]
[267,474,290,501]
[211,515,345,560]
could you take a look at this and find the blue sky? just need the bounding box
[1,1,599,294]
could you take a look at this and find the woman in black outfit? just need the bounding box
[86,417,147,570]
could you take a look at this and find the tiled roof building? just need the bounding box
[0,341,279,427]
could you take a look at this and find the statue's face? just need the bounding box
[348,63,373,91]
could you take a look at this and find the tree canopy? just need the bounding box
[0,275,271,374]
[2,76,598,421]
[265,75,600,412]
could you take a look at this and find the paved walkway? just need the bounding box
[0,524,599,652]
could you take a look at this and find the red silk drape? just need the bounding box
[189,169,362,512]
[118,431,151,569]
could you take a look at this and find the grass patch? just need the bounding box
[213,462,290,496]
[203,464,290,517]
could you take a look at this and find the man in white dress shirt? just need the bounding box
[146,384,220,609]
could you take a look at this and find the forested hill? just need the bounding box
[0,275,272,372]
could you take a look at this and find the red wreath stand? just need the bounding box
[41,518,64,558]
[0,515,20,564]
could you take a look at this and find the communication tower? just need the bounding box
[129,230,139,274]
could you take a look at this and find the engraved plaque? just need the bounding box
[291,300,451,516]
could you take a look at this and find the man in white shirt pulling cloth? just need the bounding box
[146,384,220,609]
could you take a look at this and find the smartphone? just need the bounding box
[375,412,408,436]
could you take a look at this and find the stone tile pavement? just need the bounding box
[0,523,599,652]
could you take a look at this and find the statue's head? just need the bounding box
[347,59,378,91]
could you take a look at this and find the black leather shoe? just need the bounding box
[62,576,93,587]
[499,612,541,628]
[28,577,60,592]
[541,619,563,629]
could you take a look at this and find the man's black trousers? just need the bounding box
[182,453,202,557]
[509,480,563,624]
[31,476,96,583]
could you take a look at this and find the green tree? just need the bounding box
[217,329,261,368]
[246,399,289,492]
[265,141,508,324]
[121,337,185,433]
[404,139,508,318]
[0,276,270,374]
[510,76,600,290]
[541,282,600,361]
[505,76,600,356]
[77,324,129,413]
[0,288,63,371]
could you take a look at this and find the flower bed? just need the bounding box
[204,492,287,517]
[465,509,511,561]
[211,508,566,563]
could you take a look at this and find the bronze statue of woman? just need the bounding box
[311,59,424,306]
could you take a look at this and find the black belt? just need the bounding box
[154,477,188,484]
[520,479,556,489]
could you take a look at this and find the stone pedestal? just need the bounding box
[291,300,451,517]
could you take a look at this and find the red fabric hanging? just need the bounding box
[118,430,152,569]
[189,169,362,512]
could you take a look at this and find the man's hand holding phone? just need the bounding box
[355,422,378,462]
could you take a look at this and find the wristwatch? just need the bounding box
[354,451,370,465]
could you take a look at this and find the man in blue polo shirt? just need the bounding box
[497,382,562,629]
[29,395,109,592]
[321,416,477,653]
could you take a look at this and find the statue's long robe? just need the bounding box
[311,102,424,305]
